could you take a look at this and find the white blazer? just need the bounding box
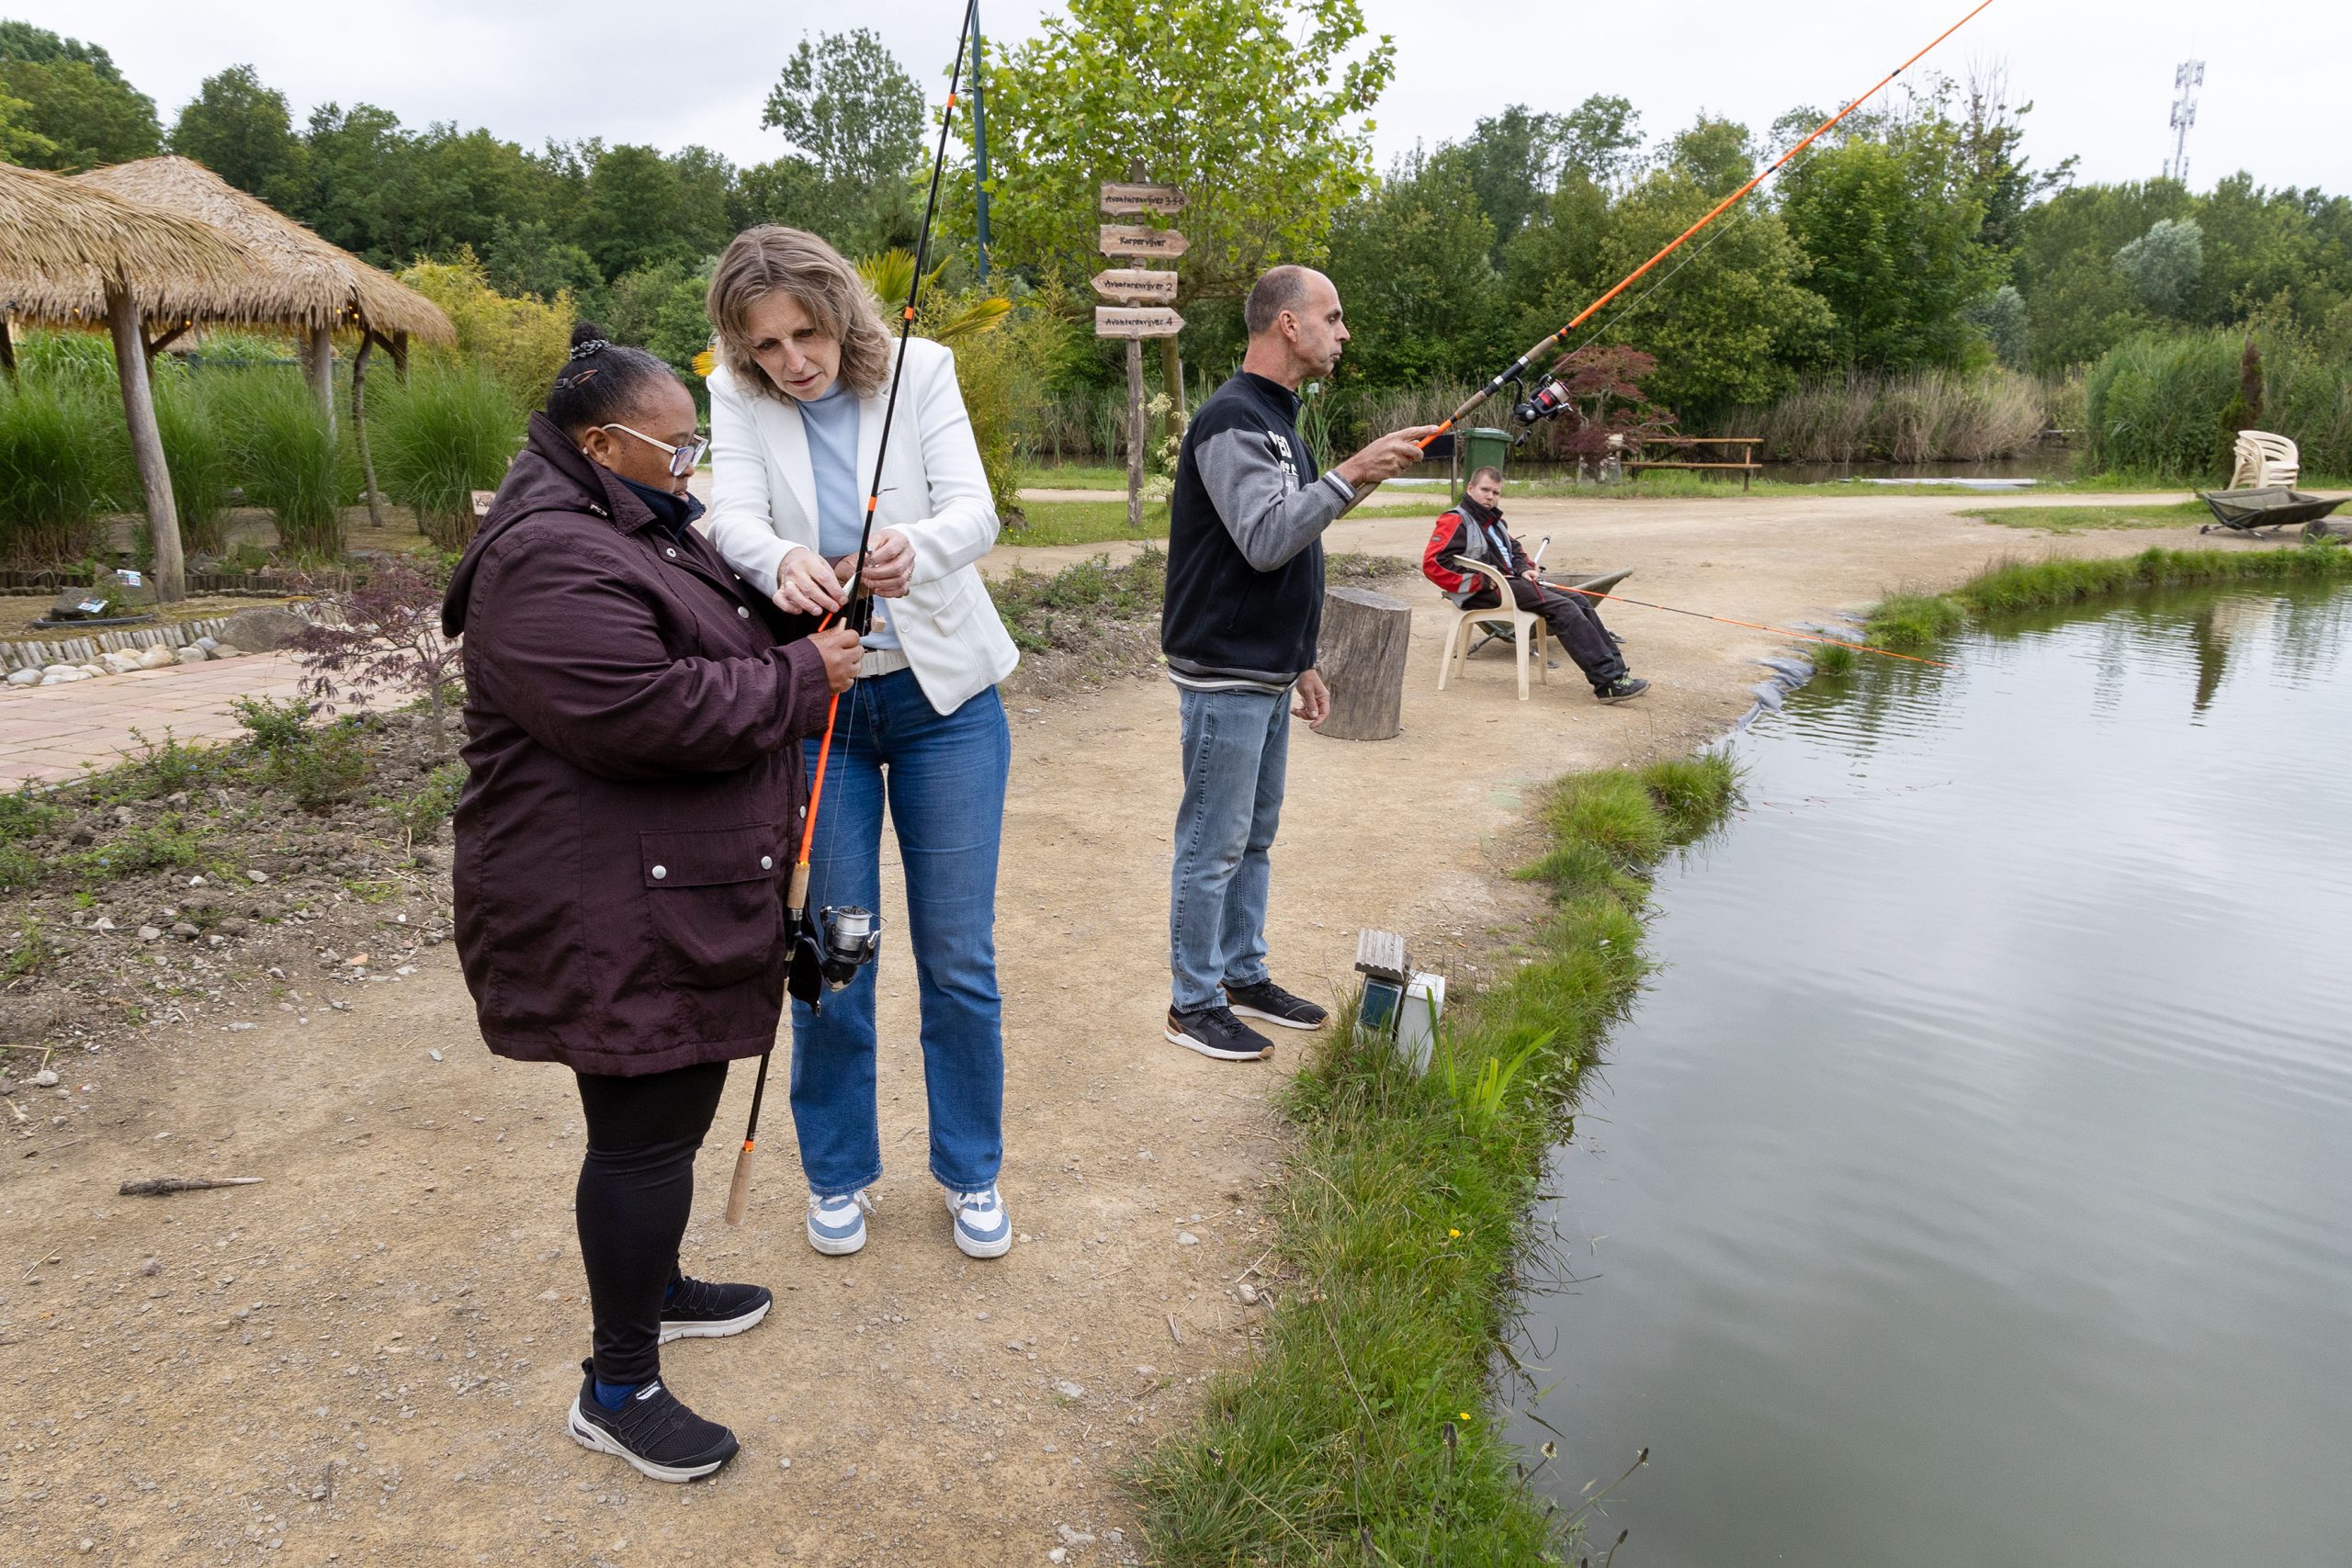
[703,339,1019,715]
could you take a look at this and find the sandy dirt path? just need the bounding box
[0,497,2227,1566]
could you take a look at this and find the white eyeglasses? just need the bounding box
[600,423,710,478]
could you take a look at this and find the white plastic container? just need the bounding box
[1395,972,1446,1076]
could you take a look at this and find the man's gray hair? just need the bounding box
[1243,265,1317,336]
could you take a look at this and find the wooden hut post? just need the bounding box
[303,323,336,434]
[105,288,187,604]
[390,330,411,386]
[0,315,16,383]
[352,332,386,531]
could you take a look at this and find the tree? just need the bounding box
[1323,148,1506,385]
[754,28,923,252]
[975,0,1396,302]
[1958,64,2074,254]
[172,65,301,199]
[1559,94,1644,188]
[2113,218,2203,315]
[1967,284,2030,368]
[1446,106,1570,261]
[1777,118,2007,371]
[481,219,602,302]
[575,144,730,278]
[0,23,160,171]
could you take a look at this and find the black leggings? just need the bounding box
[1465,578,1628,690]
[573,1060,729,1384]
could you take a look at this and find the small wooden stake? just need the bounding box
[1125,336,1147,534]
[119,1177,264,1196]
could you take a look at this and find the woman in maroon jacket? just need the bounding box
[441,323,861,1482]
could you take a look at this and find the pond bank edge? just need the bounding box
[1130,754,1740,1564]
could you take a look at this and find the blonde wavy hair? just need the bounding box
[707,226,894,401]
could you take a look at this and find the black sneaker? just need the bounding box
[1595,676,1650,705]
[659,1276,774,1345]
[567,1361,740,1483]
[1224,979,1329,1032]
[1165,1005,1274,1062]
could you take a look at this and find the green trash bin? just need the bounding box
[1451,427,1510,504]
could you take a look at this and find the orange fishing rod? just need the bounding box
[1417,0,1998,450]
[727,0,978,1227]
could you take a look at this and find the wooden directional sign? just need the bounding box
[1099,182,1186,216]
[1091,268,1180,304]
[1095,307,1185,339]
[1099,223,1189,259]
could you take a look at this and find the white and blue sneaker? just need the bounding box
[806,1189,875,1257]
[944,1185,1012,1259]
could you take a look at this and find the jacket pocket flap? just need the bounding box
[640,826,781,889]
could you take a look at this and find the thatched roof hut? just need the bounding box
[0,161,248,300]
[19,156,454,347]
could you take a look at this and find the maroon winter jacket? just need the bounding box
[440,412,834,1076]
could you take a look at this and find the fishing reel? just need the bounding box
[786,903,884,1008]
[1511,375,1574,428]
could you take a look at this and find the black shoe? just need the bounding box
[1595,676,1650,705]
[659,1276,774,1345]
[567,1361,740,1483]
[1165,1005,1274,1062]
[1224,978,1329,1032]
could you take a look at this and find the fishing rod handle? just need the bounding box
[723,1142,755,1225]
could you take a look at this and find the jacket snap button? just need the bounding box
[760,855,774,870]
[664,547,678,558]
[737,605,750,618]
[650,865,668,880]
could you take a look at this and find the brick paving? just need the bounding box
[0,652,311,789]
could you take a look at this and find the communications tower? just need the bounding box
[2165,60,2203,186]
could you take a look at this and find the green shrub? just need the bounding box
[2085,330,2243,480]
[373,364,523,550]
[107,728,211,801]
[230,694,315,756]
[385,761,465,837]
[277,719,371,811]
[67,814,206,882]
[0,377,123,563]
[153,373,234,556]
[397,251,573,407]
[215,372,349,561]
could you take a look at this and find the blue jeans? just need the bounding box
[1169,685,1290,1012]
[790,670,1010,1197]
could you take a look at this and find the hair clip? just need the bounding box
[557,367,603,389]
[567,338,611,363]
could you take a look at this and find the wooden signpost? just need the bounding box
[1093,181,1187,531]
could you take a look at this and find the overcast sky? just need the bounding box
[25,0,2346,196]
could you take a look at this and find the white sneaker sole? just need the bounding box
[657,1296,772,1344]
[1227,1002,1328,1031]
[806,1219,867,1258]
[1164,1024,1273,1062]
[566,1398,732,1483]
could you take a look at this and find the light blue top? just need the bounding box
[797,379,899,652]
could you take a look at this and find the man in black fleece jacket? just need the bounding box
[1159,265,1433,1062]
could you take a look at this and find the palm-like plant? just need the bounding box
[855,249,1011,344]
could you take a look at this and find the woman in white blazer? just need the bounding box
[703,226,1020,1263]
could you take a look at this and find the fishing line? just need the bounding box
[1547,581,1950,667]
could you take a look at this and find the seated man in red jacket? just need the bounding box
[1422,467,1648,704]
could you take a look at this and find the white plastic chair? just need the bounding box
[2230,430,2300,490]
[1436,558,1547,701]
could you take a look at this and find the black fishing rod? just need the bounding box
[726,0,978,1226]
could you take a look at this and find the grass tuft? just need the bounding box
[1136,751,1742,1562]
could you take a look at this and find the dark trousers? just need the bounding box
[573,1059,728,1384]
[1464,577,1628,691]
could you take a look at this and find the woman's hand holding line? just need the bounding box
[775,549,848,616]
[810,626,864,693]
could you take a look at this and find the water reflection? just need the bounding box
[1509,581,2352,1568]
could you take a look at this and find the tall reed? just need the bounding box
[152,374,234,556]
[217,373,351,561]
[0,378,124,564]
[373,364,524,551]
[2083,331,2242,479]
[1738,367,2047,463]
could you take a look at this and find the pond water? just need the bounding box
[1510,581,2352,1565]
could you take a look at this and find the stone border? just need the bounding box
[0,614,300,687]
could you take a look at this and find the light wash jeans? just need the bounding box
[1169,684,1290,1013]
[790,670,1011,1197]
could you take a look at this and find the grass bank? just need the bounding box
[1867,538,2352,648]
[1960,500,2208,533]
[1136,753,1742,1564]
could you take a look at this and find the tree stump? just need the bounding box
[1316,585,1413,740]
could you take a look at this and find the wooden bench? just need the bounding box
[1624,435,1763,492]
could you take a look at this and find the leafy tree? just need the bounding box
[2113,218,2203,315]
[1665,116,1754,199]
[172,65,301,198]
[296,101,415,263]
[1966,284,2030,368]
[1323,148,1505,385]
[1559,94,1644,187]
[603,258,720,392]
[754,29,923,252]
[1446,106,1569,261]
[974,0,1396,301]
[0,22,159,171]
[1778,117,2006,370]
[481,218,602,303]
[1958,65,2074,254]
[574,144,732,278]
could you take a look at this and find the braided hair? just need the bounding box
[545,321,679,439]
